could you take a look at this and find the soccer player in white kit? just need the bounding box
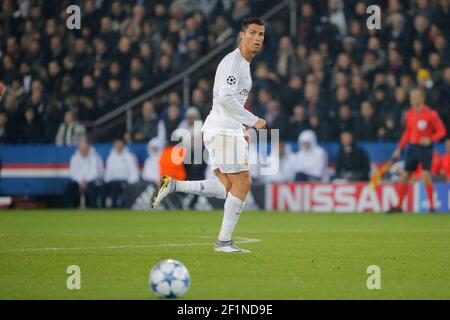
[150,18,267,253]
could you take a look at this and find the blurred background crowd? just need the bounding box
[0,0,449,144]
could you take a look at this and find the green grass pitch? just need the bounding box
[0,210,449,299]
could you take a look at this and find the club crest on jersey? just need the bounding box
[226,75,236,85]
[417,120,427,130]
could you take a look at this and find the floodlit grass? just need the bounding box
[0,210,449,299]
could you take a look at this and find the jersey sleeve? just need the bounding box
[398,112,410,149]
[430,111,447,143]
[216,59,259,127]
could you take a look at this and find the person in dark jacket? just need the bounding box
[335,131,370,181]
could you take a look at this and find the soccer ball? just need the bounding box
[149,259,190,298]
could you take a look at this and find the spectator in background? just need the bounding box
[65,140,103,208]
[177,107,207,208]
[378,115,402,141]
[328,0,347,36]
[127,100,159,143]
[20,108,43,143]
[356,101,380,141]
[105,77,124,111]
[0,112,11,144]
[286,105,310,142]
[303,83,326,118]
[265,100,288,140]
[2,94,22,143]
[1,0,450,148]
[332,104,354,137]
[190,88,209,120]
[292,130,328,181]
[159,103,183,145]
[55,110,86,146]
[309,113,330,142]
[334,131,370,181]
[102,138,140,208]
[176,107,202,144]
[143,137,164,185]
[275,36,295,79]
[280,75,304,113]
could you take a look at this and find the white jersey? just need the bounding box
[202,47,259,136]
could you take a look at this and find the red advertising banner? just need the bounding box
[266,182,417,213]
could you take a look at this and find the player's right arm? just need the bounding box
[216,60,264,128]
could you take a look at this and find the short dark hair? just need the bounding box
[241,17,265,31]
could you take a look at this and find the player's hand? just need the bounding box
[419,137,431,146]
[392,147,402,160]
[254,118,267,130]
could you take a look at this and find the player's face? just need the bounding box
[241,24,265,54]
[410,90,424,107]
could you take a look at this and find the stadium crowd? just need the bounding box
[2,0,450,206]
[0,0,449,145]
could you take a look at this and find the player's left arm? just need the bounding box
[430,111,447,143]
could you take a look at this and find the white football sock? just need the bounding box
[175,180,226,199]
[218,192,245,242]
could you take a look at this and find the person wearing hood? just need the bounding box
[174,106,203,151]
[65,140,104,208]
[293,130,328,181]
[334,131,370,181]
[102,138,140,208]
[142,137,165,185]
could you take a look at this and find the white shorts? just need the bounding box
[203,132,249,174]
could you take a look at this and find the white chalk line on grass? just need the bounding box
[1,237,261,253]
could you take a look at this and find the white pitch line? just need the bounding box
[1,237,261,253]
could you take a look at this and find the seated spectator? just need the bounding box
[159,142,186,182]
[55,110,86,146]
[102,138,140,208]
[280,75,304,113]
[292,130,328,181]
[158,103,183,145]
[143,137,164,185]
[440,138,450,182]
[331,104,355,137]
[127,100,159,143]
[176,107,202,141]
[19,108,43,143]
[378,116,402,142]
[286,105,310,142]
[356,101,380,141]
[65,140,103,208]
[176,106,205,179]
[309,113,330,142]
[334,131,370,181]
[265,100,288,140]
[0,112,11,144]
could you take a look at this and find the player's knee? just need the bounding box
[421,171,432,183]
[240,175,252,192]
